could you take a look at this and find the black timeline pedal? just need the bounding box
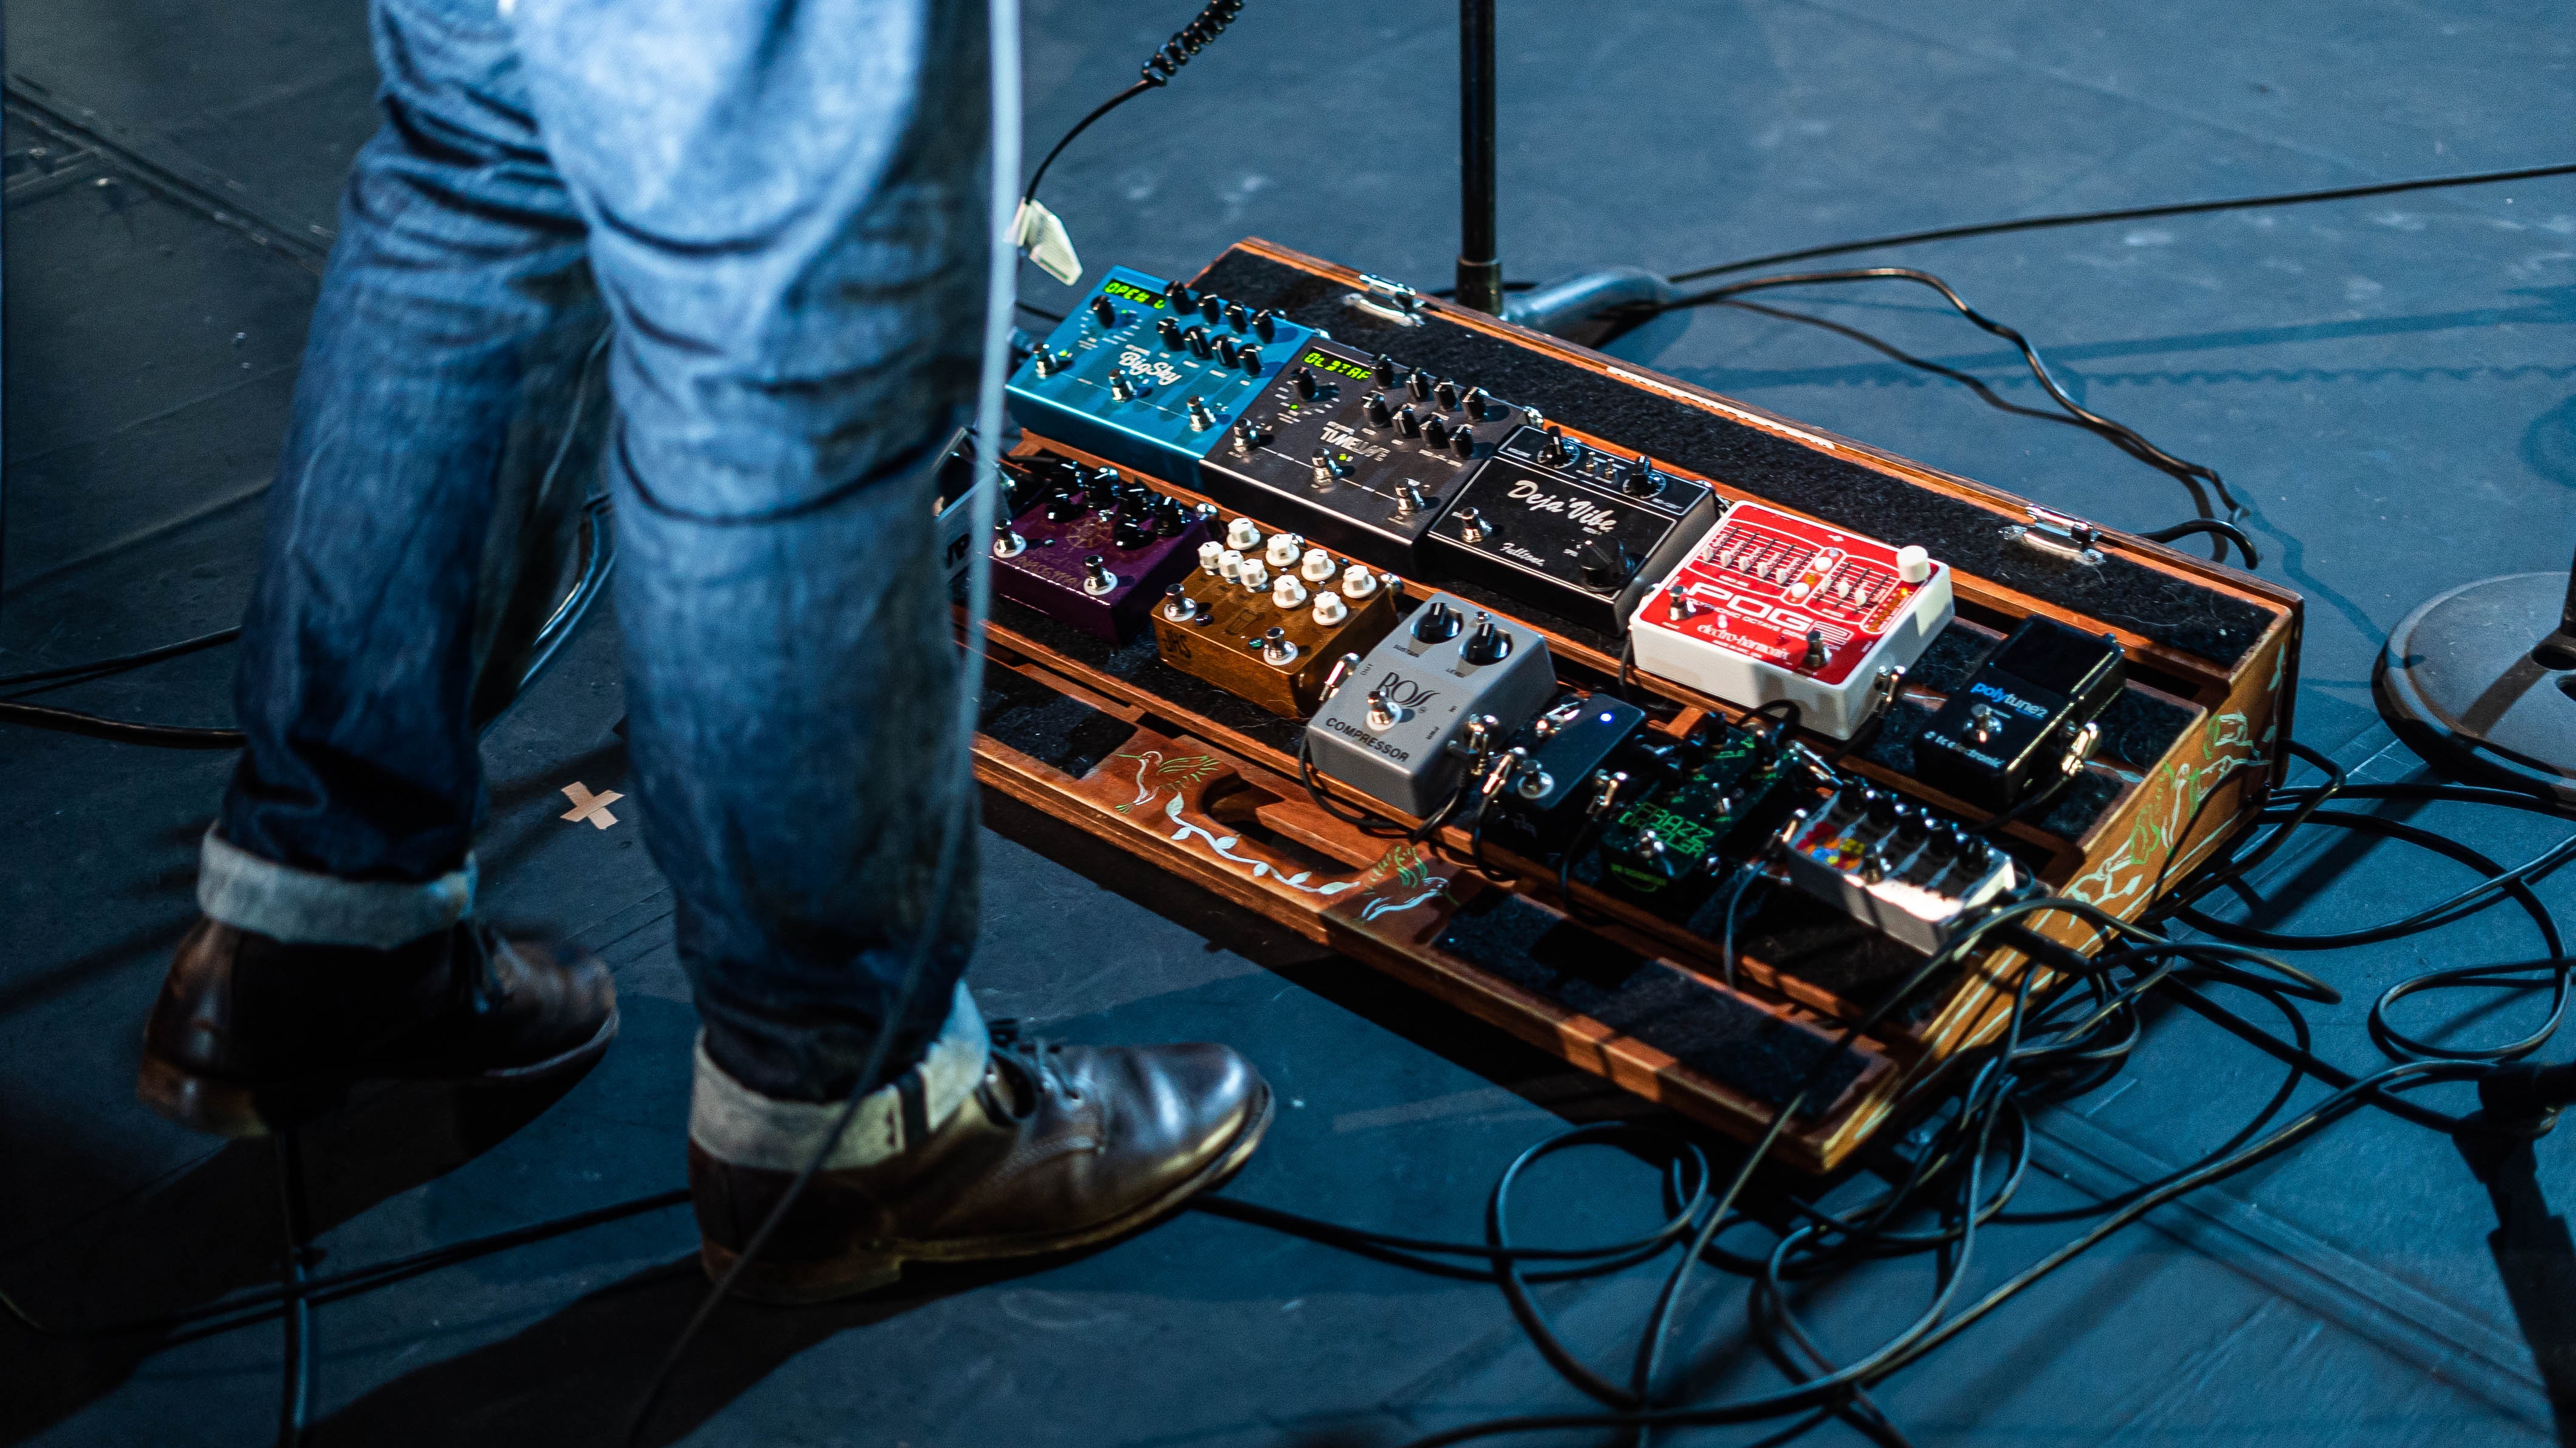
[1423,424,1718,634]
[1196,338,1529,575]
[1911,616,2126,814]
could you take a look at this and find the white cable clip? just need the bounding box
[1011,199,1083,286]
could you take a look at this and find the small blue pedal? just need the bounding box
[1007,266,1316,490]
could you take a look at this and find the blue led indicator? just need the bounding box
[1598,711,1617,723]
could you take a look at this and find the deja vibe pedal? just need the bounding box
[1628,503,1954,739]
[1007,266,1315,490]
[1422,423,1718,634]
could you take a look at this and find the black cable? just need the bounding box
[0,698,245,748]
[1020,0,1245,208]
[0,624,241,691]
[1662,267,2246,524]
[2139,518,2261,568]
[1667,160,2576,284]
[1016,300,1066,324]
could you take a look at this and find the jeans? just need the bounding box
[204,0,988,1102]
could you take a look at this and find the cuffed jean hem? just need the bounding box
[688,982,989,1172]
[197,828,478,950]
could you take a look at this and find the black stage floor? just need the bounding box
[7,2,2576,1444]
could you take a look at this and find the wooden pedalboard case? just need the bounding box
[969,239,2302,1173]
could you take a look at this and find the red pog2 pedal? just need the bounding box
[1627,502,1954,738]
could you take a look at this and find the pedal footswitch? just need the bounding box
[1302,592,1557,819]
[1911,615,2126,814]
[1628,502,1954,738]
[1773,787,2019,954]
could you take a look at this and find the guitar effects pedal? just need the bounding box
[1590,717,1806,915]
[1628,503,1954,739]
[1911,615,2126,813]
[1773,786,2019,954]
[1422,424,1718,633]
[1150,519,1402,717]
[1194,337,1531,573]
[990,463,1210,641]
[1301,592,1558,819]
[1006,266,1316,490]
[1478,692,1653,856]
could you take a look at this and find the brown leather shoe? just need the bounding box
[137,917,618,1138]
[689,1030,1271,1303]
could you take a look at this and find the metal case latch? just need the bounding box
[1344,273,1425,327]
[2003,505,2105,567]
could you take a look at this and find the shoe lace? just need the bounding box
[984,1019,1079,1112]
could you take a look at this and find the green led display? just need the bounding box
[1100,279,1166,310]
[1302,350,1375,382]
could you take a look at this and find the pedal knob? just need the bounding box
[1186,396,1216,431]
[1081,555,1118,595]
[1897,545,1932,584]
[1372,353,1399,386]
[1434,378,1462,411]
[1090,295,1117,327]
[1238,560,1269,593]
[1252,308,1278,342]
[1265,532,1304,567]
[1291,367,1319,400]
[1312,590,1349,626]
[1200,293,1225,324]
[1395,404,1423,439]
[1217,548,1246,582]
[1216,336,1241,367]
[1156,499,1191,536]
[1272,575,1309,609]
[1461,614,1512,665]
[1225,301,1250,333]
[1622,456,1663,498]
[1341,564,1380,599]
[1449,426,1477,459]
[1413,599,1463,643]
[1184,326,1213,358]
[1540,428,1571,465]
[1465,386,1494,420]
[1364,394,1394,428]
[1197,541,1225,573]
[1261,626,1300,666]
[1157,316,1185,348]
[1454,507,1488,544]
[1863,788,1898,828]
[1238,344,1262,374]
[1407,367,1434,401]
[1225,516,1263,550]
[1300,547,1337,583]
[1422,414,1451,448]
[1578,536,1634,588]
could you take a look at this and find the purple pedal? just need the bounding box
[992,466,1211,642]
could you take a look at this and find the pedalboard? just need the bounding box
[1773,786,2019,954]
[1195,336,1531,573]
[1006,266,1316,490]
[1628,502,1954,739]
[990,463,1210,641]
[1911,615,2126,814]
[1151,517,1401,717]
[1591,717,1807,916]
[1303,591,1557,819]
[1423,424,1718,634]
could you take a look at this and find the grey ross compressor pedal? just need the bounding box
[1301,592,1558,819]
